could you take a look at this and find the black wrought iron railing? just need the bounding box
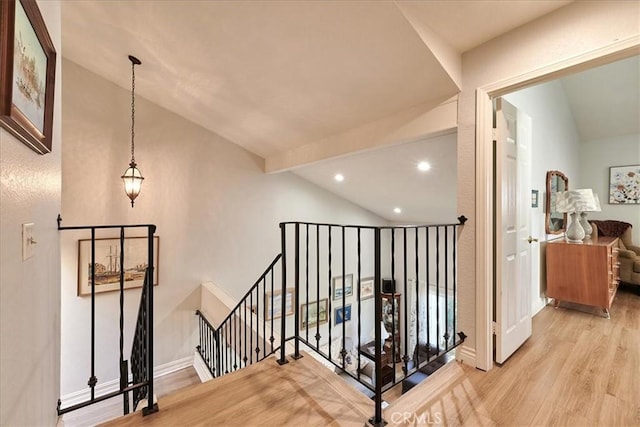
[195,216,467,426]
[56,216,158,418]
[196,254,283,378]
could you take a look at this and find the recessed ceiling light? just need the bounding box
[393,207,402,214]
[334,173,344,182]
[417,161,431,172]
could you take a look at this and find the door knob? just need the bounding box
[527,236,538,244]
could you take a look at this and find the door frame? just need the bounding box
[474,37,639,372]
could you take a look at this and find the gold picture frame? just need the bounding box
[265,288,294,320]
[300,299,328,329]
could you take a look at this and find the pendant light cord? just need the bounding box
[130,60,136,163]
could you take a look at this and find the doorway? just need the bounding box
[474,41,640,371]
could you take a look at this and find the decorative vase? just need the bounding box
[566,212,585,243]
[579,212,593,239]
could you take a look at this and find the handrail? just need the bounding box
[214,253,282,330]
[195,253,283,378]
[194,217,467,426]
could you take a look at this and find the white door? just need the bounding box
[494,98,533,364]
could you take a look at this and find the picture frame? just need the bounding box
[531,190,539,208]
[334,304,352,325]
[0,0,57,154]
[360,277,375,300]
[300,298,328,329]
[332,273,353,301]
[609,165,640,204]
[265,288,295,320]
[77,236,159,297]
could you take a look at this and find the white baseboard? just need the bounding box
[455,345,476,368]
[193,350,213,382]
[60,355,194,408]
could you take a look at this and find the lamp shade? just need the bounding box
[555,189,598,213]
[121,161,144,207]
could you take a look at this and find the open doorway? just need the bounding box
[476,46,639,370]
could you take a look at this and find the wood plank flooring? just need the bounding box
[386,285,640,426]
[61,367,200,427]
[70,285,639,426]
[102,352,374,426]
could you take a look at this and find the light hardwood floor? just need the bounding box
[387,285,640,426]
[68,286,639,426]
[61,367,200,427]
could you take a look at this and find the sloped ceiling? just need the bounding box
[61,0,571,167]
[560,55,640,142]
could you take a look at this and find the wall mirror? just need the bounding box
[545,170,569,234]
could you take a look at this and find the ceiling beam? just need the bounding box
[265,96,458,173]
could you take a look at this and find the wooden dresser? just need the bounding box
[546,236,619,317]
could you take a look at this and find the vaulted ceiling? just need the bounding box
[61,0,571,170]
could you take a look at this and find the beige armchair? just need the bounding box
[590,221,640,288]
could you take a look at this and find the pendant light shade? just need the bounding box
[122,54,143,207]
[121,160,144,207]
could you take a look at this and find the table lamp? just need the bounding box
[555,189,599,243]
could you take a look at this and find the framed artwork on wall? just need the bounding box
[360,277,375,300]
[0,0,57,154]
[265,288,295,320]
[332,274,353,300]
[334,304,352,325]
[609,165,640,204]
[300,298,328,329]
[77,236,159,296]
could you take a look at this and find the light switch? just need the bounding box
[22,223,36,261]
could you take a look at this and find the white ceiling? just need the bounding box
[294,56,639,223]
[60,0,579,224]
[559,55,640,142]
[61,0,571,162]
[293,132,458,224]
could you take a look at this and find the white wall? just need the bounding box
[60,60,386,396]
[580,133,640,243]
[503,80,582,314]
[458,0,640,364]
[0,1,62,425]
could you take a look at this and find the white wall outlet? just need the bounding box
[22,223,36,261]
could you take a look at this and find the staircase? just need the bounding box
[192,218,468,425]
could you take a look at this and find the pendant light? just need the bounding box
[121,55,144,207]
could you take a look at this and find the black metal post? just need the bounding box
[278,224,288,365]
[143,225,158,415]
[293,223,301,359]
[369,227,386,426]
[89,228,97,400]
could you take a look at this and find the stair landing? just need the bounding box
[102,351,373,426]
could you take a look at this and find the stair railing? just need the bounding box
[195,253,283,377]
[194,217,467,426]
[279,216,468,426]
[56,217,158,418]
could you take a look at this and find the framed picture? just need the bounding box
[0,0,57,154]
[332,274,353,301]
[609,165,640,204]
[300,298,328,329]
[265,288,294,320]
[334,304,352,325]
[77,236,159,297]
[360,277,375,300]
[531,190,539,208]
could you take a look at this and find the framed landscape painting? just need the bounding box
[77,236,159,296]
[265,288,295,320]
[332,274,353,301]
[0,0,57,154]
[300,299,328,329]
